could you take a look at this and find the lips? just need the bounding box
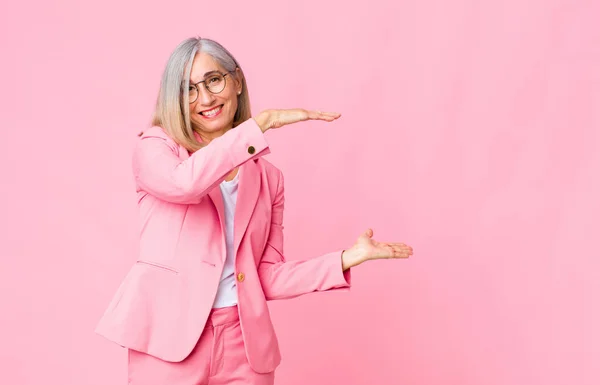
[199,105,223,117]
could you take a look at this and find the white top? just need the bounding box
[212,169,240,308]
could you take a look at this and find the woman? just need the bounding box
[95,37,414,385]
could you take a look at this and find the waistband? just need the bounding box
[207,305,239,327]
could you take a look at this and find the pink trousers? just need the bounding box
[127,305,275,385]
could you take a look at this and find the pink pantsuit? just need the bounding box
[95,118,351,383]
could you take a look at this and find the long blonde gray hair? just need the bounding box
[150,37,251,152]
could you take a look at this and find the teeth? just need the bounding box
[201,106,221,117]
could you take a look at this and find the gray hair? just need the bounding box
[149,37,251,152]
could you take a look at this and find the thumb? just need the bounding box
[362,228,373,238]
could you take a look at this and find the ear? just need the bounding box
[234,67,244,94]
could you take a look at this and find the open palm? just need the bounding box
[265,109,341,129]
[351,228,413,261]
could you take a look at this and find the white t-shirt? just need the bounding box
[212,169,240,308]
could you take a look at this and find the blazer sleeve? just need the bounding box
[132,118,270,204]
[257,170,352,301]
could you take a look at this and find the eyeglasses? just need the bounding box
[188,72,231,103]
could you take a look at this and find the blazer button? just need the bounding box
[248,146,256,154]
[237,272,245,282]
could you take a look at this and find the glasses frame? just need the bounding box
[188,72,231,103]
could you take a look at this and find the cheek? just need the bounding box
[230,99,238,113]
[225,95,239,115]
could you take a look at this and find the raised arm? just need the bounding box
[132,118,269,204]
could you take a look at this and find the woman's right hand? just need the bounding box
[253,109,341,133]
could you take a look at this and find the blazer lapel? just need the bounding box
[183,134,261,264]
[207,160,261,263]
[207,187,226,264]
[233,159,261,258]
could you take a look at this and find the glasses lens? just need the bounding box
[188,85,198,103]
[206,74,225,94]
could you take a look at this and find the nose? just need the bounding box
[197,84,216,106]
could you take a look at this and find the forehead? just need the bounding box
[190,52,225,82]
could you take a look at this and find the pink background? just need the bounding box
[1,0,599,384]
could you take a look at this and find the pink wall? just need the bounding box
[1,0,598,384]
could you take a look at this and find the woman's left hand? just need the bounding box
[341,228,414,270]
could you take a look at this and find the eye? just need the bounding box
[207,76,221,84]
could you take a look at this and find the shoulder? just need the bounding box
[257,158,285,198]
[138,126,173,141]
[135,126,179,153]
[258,157,283,180]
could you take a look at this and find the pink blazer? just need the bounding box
[94,118,351,374]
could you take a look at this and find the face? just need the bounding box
[187,51,242,141]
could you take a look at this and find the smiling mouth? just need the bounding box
[199,105,223,118]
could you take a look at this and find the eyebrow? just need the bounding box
[190,70,221,84]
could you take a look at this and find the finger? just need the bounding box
[387,243,413,253]
[390,245,413,256]
[387,242,411,247]
[378,245,408,258]
[393,248,411,258]
[381,248,408,259]
[319,111,341,118]
[384,243,413,251]
[307,110,341,121]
